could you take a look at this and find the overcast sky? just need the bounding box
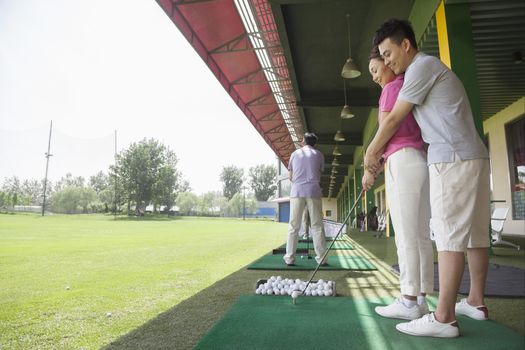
[0,0,278,194]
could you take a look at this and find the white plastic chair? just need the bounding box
[374,212,387,238]
[491,207,520,251]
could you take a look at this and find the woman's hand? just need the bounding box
[362,169,376,191]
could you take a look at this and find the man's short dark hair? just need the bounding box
[303,132,318,146]
[373,18,418,51]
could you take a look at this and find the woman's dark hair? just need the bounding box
[303,132,318,146]
[372,18,418,50]
[369,45,382,60]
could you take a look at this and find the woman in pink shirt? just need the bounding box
[363,46,434,321]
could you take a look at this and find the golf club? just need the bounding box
[292,188,365,304]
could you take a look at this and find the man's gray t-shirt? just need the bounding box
[398,52,488,164]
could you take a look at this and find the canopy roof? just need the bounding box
[156,0,525,197]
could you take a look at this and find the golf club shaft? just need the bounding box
[300,189,365,294]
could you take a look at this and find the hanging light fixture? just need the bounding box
[341,14,361,79]
[341,79,355,119]
[333,146,342,156]
[334,130,345,142]
[332,158,340,166]
[332,168,338,174]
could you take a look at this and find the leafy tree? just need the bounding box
[54,173,85,192]
[225,192,257,217]
[176,192,199,215]
[89,171,115,212]
[198,191,226,216]
[88,171,110,195]
[21,179,42,205]
[179,180,191,193]
[51,186,98,214]
[115,138,167,211]
[2,176,21,200]
[0,191,7,207]
[220,165,244,200]
[248,164,277,201]
[152,149,181,214]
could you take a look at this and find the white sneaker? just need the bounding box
[283,257,295,266]
[455,298,488,320]
[375,297,425,320]
[396,313,460,338]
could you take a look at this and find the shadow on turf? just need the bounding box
[102,261,368,350]
[102,233,525,349]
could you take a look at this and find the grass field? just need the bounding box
[0,213,286,349]
[2,213,524,349]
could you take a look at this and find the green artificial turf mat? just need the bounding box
[278,241,354,250]
[247,254,376,270]
[194,295,525,350]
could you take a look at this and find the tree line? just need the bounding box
[1,138,277,216]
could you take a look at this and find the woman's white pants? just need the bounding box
[386,148,434,296]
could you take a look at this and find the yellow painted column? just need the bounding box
[434,0,484,136]
[435,1,451,69]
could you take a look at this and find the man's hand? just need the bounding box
[362,169,376,191]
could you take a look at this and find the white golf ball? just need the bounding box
[318,279,325,284]
[276,276,282,281]
[266,289,273,295]
[277,283,283,289]
[305,290,312,296]
[291,291,301,299]
[311,290,318,296]
[270,276,276,281]
[295,279,301,284]
[255,289,261,295]
[324,290,332,297]
[280,289,287,295]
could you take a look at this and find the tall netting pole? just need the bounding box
[42,120,53,216]
[114,130,117,220]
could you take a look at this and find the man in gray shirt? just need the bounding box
[364,19,490,338]
[285,133,327,266]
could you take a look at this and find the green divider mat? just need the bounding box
[278,241,354,250]
[247,254,376,270]
[195,296,525,350]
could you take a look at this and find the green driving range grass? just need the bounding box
[0,213,286,349]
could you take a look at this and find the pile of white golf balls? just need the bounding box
[255,276,334,297]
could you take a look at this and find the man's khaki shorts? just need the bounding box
[429,157,490,252]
